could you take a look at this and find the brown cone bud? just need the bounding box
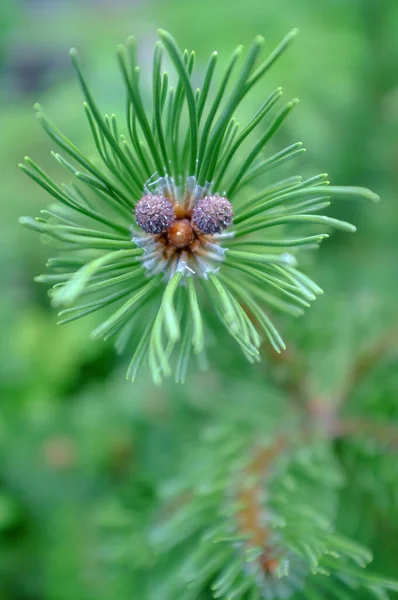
[135,194,175,234]
[167,219,194,248]
[192,194,233,235]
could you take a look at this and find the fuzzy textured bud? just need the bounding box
[135,194,175,234]
[192,195,234,235]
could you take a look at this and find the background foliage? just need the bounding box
[1,0,397,598]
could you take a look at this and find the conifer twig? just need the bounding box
[338,326,398,406]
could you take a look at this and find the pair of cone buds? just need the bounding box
[135,193,234,237]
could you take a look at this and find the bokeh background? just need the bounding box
[1,0,397,598]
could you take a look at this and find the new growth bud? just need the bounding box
[135,194,175,234]
[192,195,234,235]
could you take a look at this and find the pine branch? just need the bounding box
[19,29,378,383]
[150,418,398,599]
[337,325,398,406]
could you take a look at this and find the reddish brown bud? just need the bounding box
[192,194,233,235]
[135,194,175,234]
[167,219,195,248]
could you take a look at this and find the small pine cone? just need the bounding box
[135,194,175,234]
[192,194,233,235]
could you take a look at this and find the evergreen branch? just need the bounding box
[337,326,398,407]
[19,29,378,384]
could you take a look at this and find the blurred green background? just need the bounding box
[1,0,397,598]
